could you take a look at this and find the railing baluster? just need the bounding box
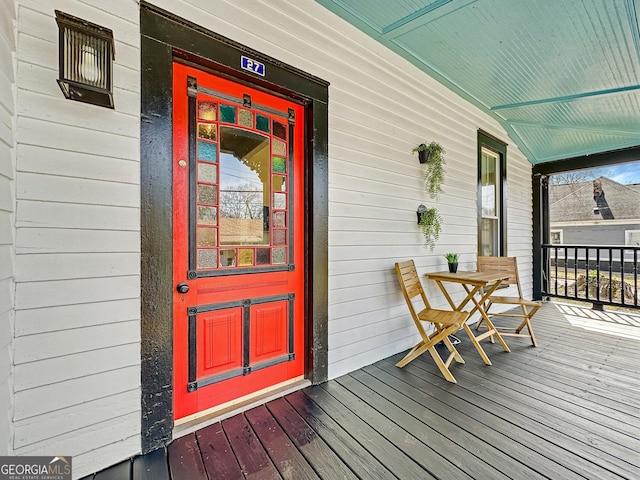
[542,246,547,297]
[585,247,590,302]
[553,248,556,295]
[573,247,578,298]
[620,247,625,307]
[608,247,613,304]
[633,249,638,307]
[549,248,558,295]
[596,248,601,303]
[554,247,558,295]
[563,246,568,297]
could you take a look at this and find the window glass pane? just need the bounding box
[198,206,217,225]
[238,248,254,266]
[273,139,287,156]
[272,248,286,264]
[198,123,217,141]
[273,120,286,139]
[198,163,217,183]
[219,126,270,246]
[198,227,217,247]
[481,150,497,217]
[273,193,286,209]
[220,104,236,123]
[479,144,501,257]
[198,101,216,121]
[220,249,236,267]
[256,114,270,133]
[273,175,286,192]
[198,249,217,269]
[198,141,217,162]
[272,156,286,173]
[256,248,270,265]
[238,109,253,128]
[272,211,286,228]
[273,230,286,245]
[198,185,217,205]
[481,218,498,256]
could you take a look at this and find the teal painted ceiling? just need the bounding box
[315,0,640,165]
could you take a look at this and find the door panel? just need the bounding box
[172,63,305,419]
[197,308,244,379]
[251,300,290,364]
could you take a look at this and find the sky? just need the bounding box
[607,162,640,184]
[554,161,640,185]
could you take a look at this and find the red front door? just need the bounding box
[172,63,306,420]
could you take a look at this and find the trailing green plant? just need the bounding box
[412,141,446,199]
[444,252,459,264]
[418,207,442,251]
[411,143,430,154]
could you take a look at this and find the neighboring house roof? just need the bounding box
[549,177,640,222]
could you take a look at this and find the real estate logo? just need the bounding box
[0,456,71,480]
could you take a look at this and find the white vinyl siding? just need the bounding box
[12,1,140,475]
[0,0,16,457]
[7,0,535,475]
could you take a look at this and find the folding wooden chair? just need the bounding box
[395,260,469,383]
[476,256,541,347]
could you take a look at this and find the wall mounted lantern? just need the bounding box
[417,204,427,224]
[55,10,115,108]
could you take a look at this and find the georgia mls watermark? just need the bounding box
[0,456,71,480]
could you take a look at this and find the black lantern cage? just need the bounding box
[55,10,115,108]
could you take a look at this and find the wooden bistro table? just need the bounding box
[426,270,511,365]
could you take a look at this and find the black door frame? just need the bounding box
[140,2,329,453]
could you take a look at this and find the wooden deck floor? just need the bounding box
[82,302,640,479]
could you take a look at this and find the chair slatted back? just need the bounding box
[395,260,430,337]
[477,256,523,295]
[396,260,431,306]
[476,256,540,347]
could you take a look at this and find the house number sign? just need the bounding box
[241,55,265,76]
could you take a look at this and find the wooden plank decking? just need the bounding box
[82,302,640,479]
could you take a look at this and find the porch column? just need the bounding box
[532,173,548,301]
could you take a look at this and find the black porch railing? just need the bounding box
[542,244,640,309]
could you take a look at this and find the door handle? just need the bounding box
[176,282,189,294]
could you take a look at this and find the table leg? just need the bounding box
[435,280,457,310]
[461,322,492,365]
[435,282,496,365]
[465,284,511,353]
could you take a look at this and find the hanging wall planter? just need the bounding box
[412,141,446,249]
[417,204,442,251]
[413,144,430,164]
[412,143,429,163]
[412,141,446,199]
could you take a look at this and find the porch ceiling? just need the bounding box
[316,0,640,165]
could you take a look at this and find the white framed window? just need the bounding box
[478,131,507,257]
[480,147,499,256]
[625,230,640,246]
[550,230,563,244]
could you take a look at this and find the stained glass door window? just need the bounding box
[194,96,291,271]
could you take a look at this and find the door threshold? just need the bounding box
[172,376,310,439]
